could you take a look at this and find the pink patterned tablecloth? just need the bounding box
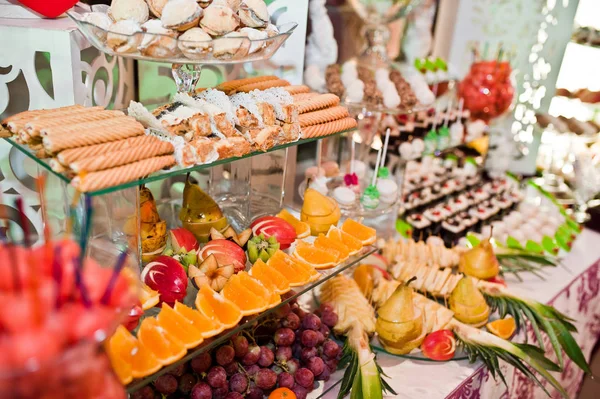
[316,229,600,399]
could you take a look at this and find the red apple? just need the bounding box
[123,302,143,331]
[170,228,200,253]
[199,239,247,273]
[250,216,297,250]
[421,330,456,361]
[140,256,188,305]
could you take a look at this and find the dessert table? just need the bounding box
[316,228,600,399]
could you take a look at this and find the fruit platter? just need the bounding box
[105,176,381,395]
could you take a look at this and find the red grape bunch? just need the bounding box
[130,300,341,399]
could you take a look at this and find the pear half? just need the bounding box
[376,284,427,354]
[459,238,499,279]
[449,277,490,327]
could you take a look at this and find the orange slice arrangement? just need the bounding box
[238,271,281,307]
[195,285,243,329]
[137,318,186,366]
[250,259,291,295]
[314,234,350,263]
[327,226,363,256]
[222,274,270,316]
[293,241,339,270]
[107,218,377,384]
[156,304,204,349]
[341,219,377,245]
[174,301,223,338]
[277,209,311,239]
[268,250,318,286]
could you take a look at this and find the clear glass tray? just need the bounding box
[5,128,355,197]
[127,246,377,392]
[371,337,469,362]
[67,10,297,65]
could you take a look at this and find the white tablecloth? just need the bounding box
[315,229,600,399]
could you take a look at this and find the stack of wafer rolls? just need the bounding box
[294,93,357,139]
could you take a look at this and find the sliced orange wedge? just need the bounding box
[276,249,320,280]
[238,271,281,308]
[250,259,291,295]
[109,325,162,379]
[195,285,243,328]
[157,303,204,349]
[268,250,312,286]
[293,241,338,269]
[222,275,269,316]
[277,209,311,239]
[137,318,186,366]
[341,219,376,246]
[486,317,516,340]
[314,234,350,262]
[327,226,363,256]
[173,301,223,338]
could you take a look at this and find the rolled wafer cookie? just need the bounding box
[235,79,291,93]
[301,117,357,139]
[41,116,140,137]
[299,106,350,127]
[71,140,174,173]
[72,155,176,192]
[1,105,83,125]
[57,135,160,165]
[292,93,319,102]
[296,94,340,114]
[43,121,144,153]
[216,76,279,94]
[283,85,311,95]
[5,106,103,134]
[26,110,125,137]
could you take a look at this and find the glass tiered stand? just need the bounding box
[2,6,370,396]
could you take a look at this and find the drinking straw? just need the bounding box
[483,42,489,60]
[66,190,82,236]
[75,195,94,308]
[372,146,382,187]
[36,174,51,244]
[52,246,63,309]
[100,249,129,305]
[15,198,30,248]
[380,128,391,168]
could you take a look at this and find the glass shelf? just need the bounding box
[4,129,355,197]
[371,337,469,362]
[127,246,377,393]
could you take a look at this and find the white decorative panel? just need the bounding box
[0,16,135,240]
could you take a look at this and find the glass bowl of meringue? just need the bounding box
[67,1,297,64]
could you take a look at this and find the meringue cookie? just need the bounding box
[107,20,143,54]
[399,142,413,160]
[201,2,240,36]
[239,27,268,53]
[139,19,179,58]
[81,11,113,31]
[146,0,169,17]
[239,0,269,28]
[213,31,250,59]
[178,27,213,59]
[466,119,487,141]
[264,23,280,37]
[411,138,425,155]
[109,0,149,24]
[333,186,357,207]
[81,12,113,40]
[161,0,203,31]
